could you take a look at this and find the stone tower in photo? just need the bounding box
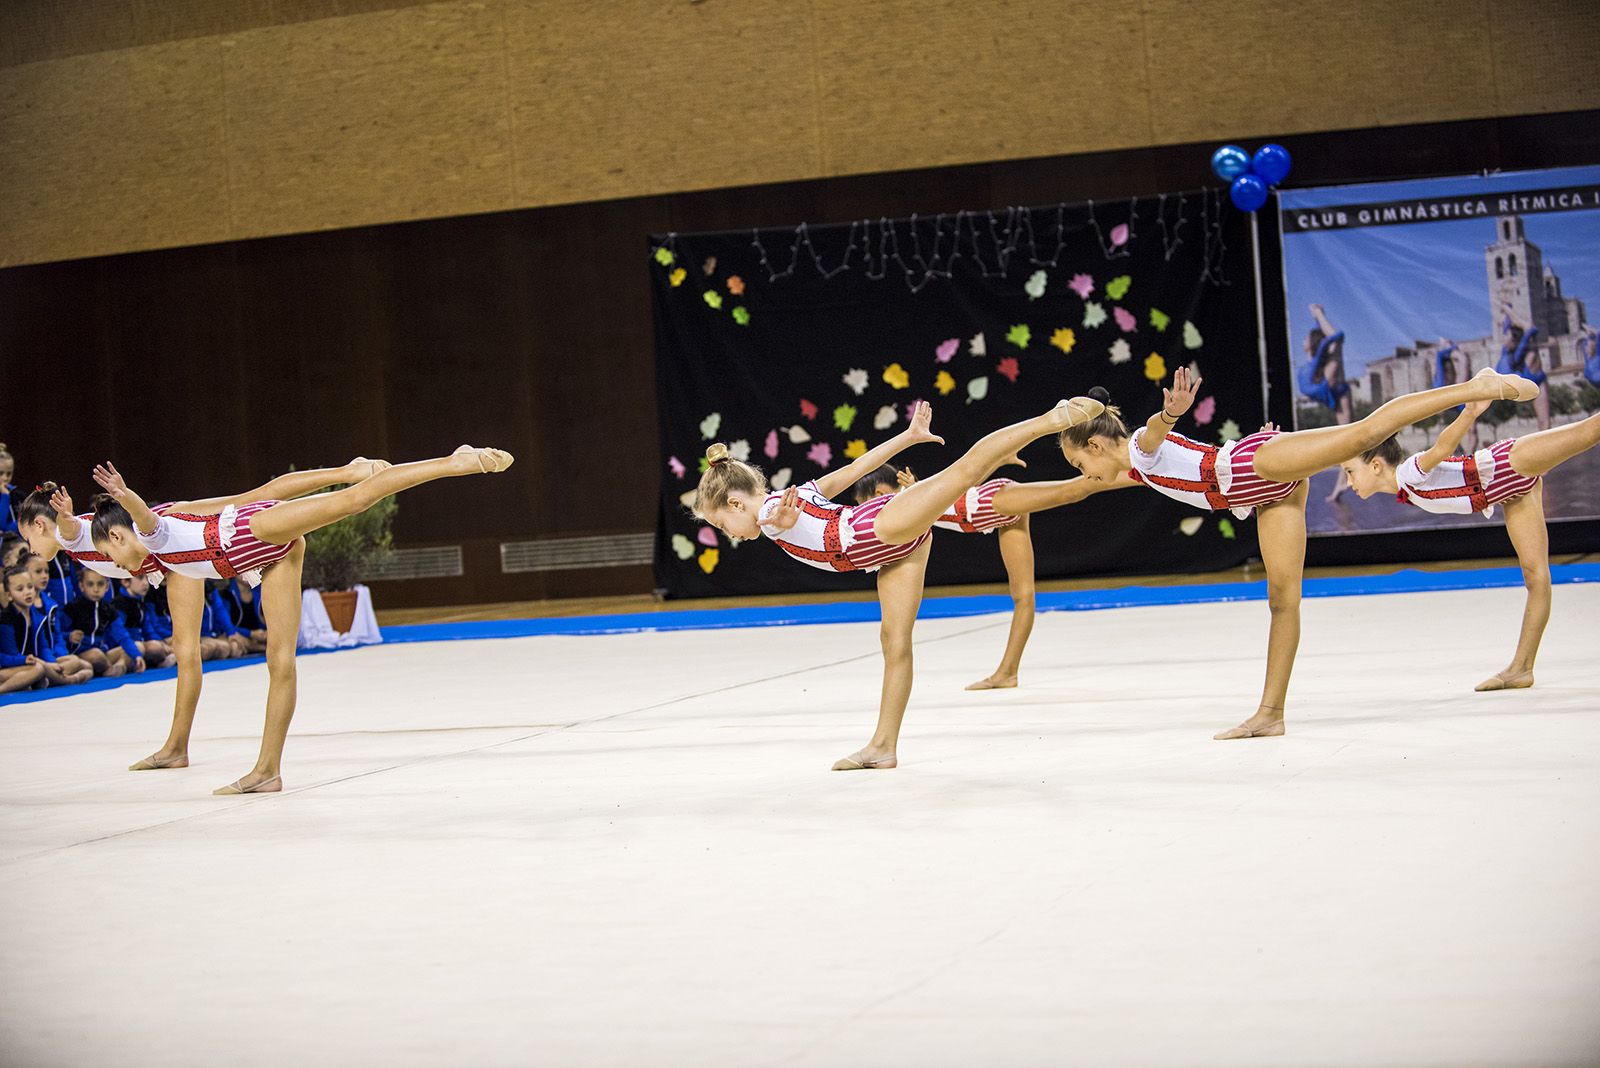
[1484,214,1570,337]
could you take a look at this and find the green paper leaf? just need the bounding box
[1105,275,1132,300]
[1006,324,1031,349]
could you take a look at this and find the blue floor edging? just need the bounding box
[5,563,1594,706]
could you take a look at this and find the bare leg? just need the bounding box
[1477,488,1548,692]
[988,475,1136,516]
[78,647,111,676]
[247,447,513,546]
[1215,484,1307,739]
[1507,412,1600,477]
[104,647,131,677]
[130,575,205,770]
[833,538,930,770]
[873,399,1100,545]
[0,662,45,694]
[169,458,393,517]
[1252,370,1538,484]
[215,541,305,795]
[967,519,1035,690]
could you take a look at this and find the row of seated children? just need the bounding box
[1,531,269,695]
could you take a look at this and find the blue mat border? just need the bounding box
[5,562,1594,706]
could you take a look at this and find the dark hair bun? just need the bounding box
[36,480,58,495]
[1087,386,1112,403]
[90,493,118,512]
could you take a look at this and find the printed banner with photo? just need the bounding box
[1279,166,1600,536]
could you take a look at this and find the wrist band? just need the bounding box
[1158,410,1178,424]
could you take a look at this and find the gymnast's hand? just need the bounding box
[897,468,917,489]
[49,485,74,517]
[763,486,800,533]
[1163,366,1202,420]
[92,462,131,501]
[903,401,944,447]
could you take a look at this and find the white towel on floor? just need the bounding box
[296,585,384,650]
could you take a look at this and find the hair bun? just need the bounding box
[37,480,58,495]
[705,443,730,466]
[89,492,116,511]
[1087,386,1112,403]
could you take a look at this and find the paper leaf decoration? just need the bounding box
[800,399,818,421]
[843,368,869,395]
[653,247,674,267]
[1193,396,1217,426]
[727,276,745,296]
[731,306,751,326]
[844,439,867,459]
[1218,419,1242,443]
[668,456,685,479]
[1006,324,1031,349]
[728,439,750,462]
[1109,339,1132,364]
[1183,321,1203,349]
[833,404,857,432]
[1218,517,1237,540]
[1024,270,1048,300]
[764,429,779,458]
[931,370,953,396]
[1068,273,1095,299]
[671,534,695,559]
[1149,308,1170,332]
[806,442,832,467]
[770,467,793,490]
[699,413,721,439]
[702,256,717,276]
[787,425,812,444]
[1179,516,1203,536]
[697,526,718,547]
[1050,327,1076,355]
[883,363,911,389]
[697,548,719,574]
[703,291,723,310]
[669,267,686,287]
[873,404,898,430]
[1110,223,1129,248]
[1143,354,1167,381]
[1113,307,1137,332]
[1083,301,1107,329]
[966,376,990,403]
[997,356,1021,382]
[969,332,986,357]
[935,337,960,363]
[1105,275,1131,300]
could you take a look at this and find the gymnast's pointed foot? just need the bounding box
[214,773,282,795]
[1048,396,1106,431]
[1214,710,1286,740]
[453,445,516,474]
[1474,669,1534,692]
[1474,367,1540,402]
[129,749,188,771]
[832,746,897,771]
[965,674,1018,691]
[347,456,392,480]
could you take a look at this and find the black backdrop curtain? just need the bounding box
[653,191,1259,598]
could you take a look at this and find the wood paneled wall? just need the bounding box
[3,0,1596,266]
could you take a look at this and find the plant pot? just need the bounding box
[318,589,360,635]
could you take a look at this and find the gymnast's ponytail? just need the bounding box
[692,443,767,519]
[1060,386,1130,449]
[17,481,61,528]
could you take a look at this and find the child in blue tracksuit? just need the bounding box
[215,578,269,653]
[25,553,116,675]
[1,566,94,687]
[65,570,145,677]
[200,580,251,659]
[0,443,17,536]
[115,574,176,668]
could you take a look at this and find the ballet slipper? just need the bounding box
[831,752,897,771]
[455,445,516,473]
[1213,719,1286,740]
[129,754,189,771]
[1049,396,1106,430]
[1474,670,1534,692]
[965,675,1018,691]
[1474,367,1540,402]
[213,775,282,795]
[348,456,392,479]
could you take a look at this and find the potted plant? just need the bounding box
[299,488,397,634]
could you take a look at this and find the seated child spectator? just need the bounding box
[0,443,16,535]
[114,574,176,668]
[1,565,93,687]
[1,534,26,569]
[65,570,145,677]
[25,552,113,676]
[199,580,250,660]
[215,578,269,653]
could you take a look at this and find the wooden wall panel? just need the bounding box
[222,2,515,239]
[0,40,231,266]
[503,0,821,205]
[2,1,1596,266]
[812,0,1152,174]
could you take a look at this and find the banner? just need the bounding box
[1280,166,1600,536]
[652,192,1259,598]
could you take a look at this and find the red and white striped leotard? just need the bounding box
[1395,438,1538,518]
[59,507,170,585]
[1127,430,1300,519]
[760,480,930,573]
[934,478,1022,534]
[134,501,294,587]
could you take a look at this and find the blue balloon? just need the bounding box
[1251,143,1292,186]
[1230,173,1269,212]
[1211,145,1251,182]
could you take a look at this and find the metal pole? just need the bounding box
[1250,208,1270,421]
